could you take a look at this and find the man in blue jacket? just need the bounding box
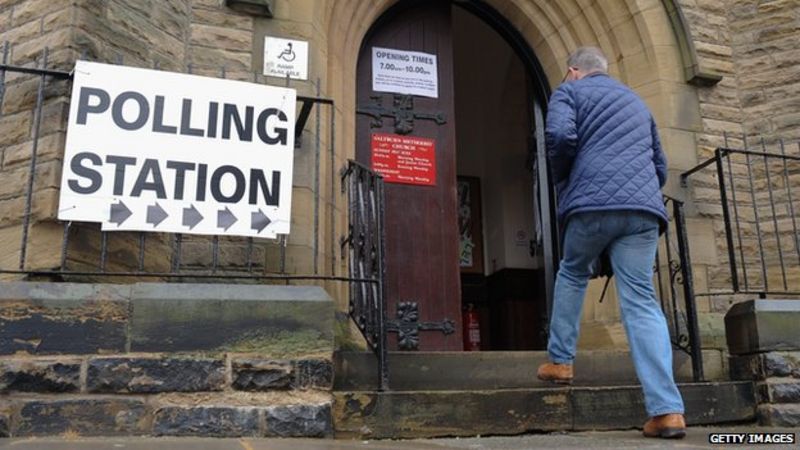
[537,47,686,439]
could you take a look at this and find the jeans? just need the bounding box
[547,210,685,417]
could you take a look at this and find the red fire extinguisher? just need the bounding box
[462,303,481,351]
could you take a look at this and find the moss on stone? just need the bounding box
[222,329,331,358]
[334,318,364,352]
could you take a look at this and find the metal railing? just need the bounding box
[0,42,344,283]
[681,133,800,298]
[340,160,388,390]
[656,196,703,381]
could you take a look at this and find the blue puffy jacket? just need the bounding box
[545,73,668,230]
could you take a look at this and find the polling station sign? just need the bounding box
[57,61,296,238]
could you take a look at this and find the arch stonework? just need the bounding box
[322,0,703,348]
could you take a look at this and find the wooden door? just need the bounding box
[356,1,462,350]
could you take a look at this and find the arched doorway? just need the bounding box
[354,0,557,351]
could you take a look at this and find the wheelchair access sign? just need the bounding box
[263,36,309,80]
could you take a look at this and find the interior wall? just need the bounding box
[453,6,538,275]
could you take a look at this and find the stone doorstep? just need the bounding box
[1,395,333,438]
[1,355,333,395]
[334,349,725,391]
[332,381,757,439]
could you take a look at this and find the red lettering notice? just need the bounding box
[371,133,436,186]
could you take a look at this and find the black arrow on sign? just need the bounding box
[109,200,133,226]
[146,202,168,227]
[182,204,203,230]
[217,206,237,231]
[251,209,271,233]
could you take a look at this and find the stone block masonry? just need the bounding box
[0,281,335,438]
[86,357,227,394]
[726,299,800,427]
[731,351,800,427]
[0,0,323,280]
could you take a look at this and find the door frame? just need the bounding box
[453,0,559,328]
[356,0,560,347]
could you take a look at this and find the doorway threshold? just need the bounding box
[334,350,724,391]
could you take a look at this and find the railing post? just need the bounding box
[375,174,389,391]
[0,41,9,111]
[19,48,49,270]
[714,148,740,293]
[673,200,704,381]
[724,133,749,291]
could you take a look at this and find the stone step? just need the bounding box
[334,350,725,391]
[0,355,333,395]
[333,381,756,439]
[1,393,332,438]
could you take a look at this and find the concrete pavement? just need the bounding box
[0,427,797,449]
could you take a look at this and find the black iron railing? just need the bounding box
[656,196,704,381]
[340,160,388,390]
[681,134,800,298]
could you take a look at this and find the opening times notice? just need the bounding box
[371,133,436,186]
[372,47,438,98]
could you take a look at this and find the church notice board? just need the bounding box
[370,133,436,186]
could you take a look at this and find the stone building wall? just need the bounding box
[0,0,343,280]
[676,0,800,311]
[725,0,800,298]
[729,0,800,143]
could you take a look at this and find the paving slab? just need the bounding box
[0,427,796,450]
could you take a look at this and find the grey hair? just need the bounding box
[567,47,608,73]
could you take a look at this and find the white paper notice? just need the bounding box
[372,47,438,98]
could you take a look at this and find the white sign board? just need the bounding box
[58,60,296,239]
[372,47,438,98]
[264,36,309,80]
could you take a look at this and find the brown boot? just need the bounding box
[536,362,573,384]
[643,413,686,439]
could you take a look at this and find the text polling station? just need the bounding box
[58,61,296,239]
